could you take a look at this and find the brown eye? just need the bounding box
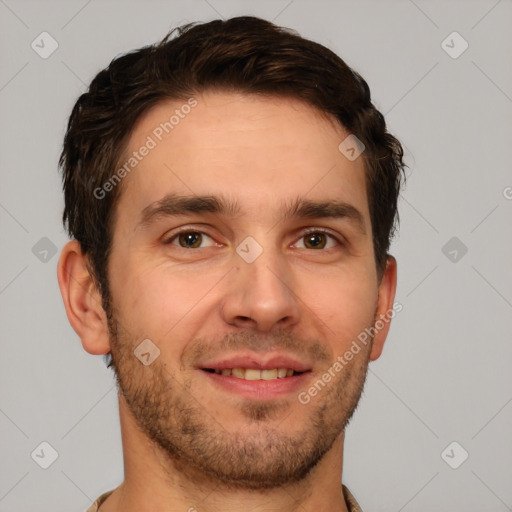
[303,232,327,249]
[295,231,339,250]
[168,231,215,249]
[179,232,202,248]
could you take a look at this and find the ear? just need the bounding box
[57,240,111,355]
[369,255,398,361]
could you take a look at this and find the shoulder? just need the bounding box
[85,489,114,512]
[342,484,364,512]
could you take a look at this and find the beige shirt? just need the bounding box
[86,484,363,511]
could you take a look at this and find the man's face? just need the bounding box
[105,91,387,489]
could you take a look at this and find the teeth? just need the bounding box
[211,368,298,380]
[232,368,245,379]
[244,369,261,381]
[261,369,278,380]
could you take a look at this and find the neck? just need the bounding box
[103,394,351,512]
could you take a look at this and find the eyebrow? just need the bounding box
[137,193,366,234]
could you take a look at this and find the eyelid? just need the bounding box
[162,225,218,245]
[293,227,344,248]
[162,226,345,247]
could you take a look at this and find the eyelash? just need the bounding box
[163,227,344,249]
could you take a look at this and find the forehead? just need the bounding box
[116,91,369,226]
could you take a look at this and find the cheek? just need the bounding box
[300,265,377,345]
[112,258,226,340]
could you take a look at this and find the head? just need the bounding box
[58,16,404,490]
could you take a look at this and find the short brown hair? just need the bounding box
[60,15,405,310]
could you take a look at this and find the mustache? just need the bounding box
[183,329,332,367]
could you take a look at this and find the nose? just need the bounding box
[220,245,301,332]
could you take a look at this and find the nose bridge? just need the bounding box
[221,238,300,331]
[243,244,290,297]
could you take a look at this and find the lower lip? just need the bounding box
[200,370,312,400]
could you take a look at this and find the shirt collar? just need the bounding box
[87,485,364,511]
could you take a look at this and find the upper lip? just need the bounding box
[198,353,312,372]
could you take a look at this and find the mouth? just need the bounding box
[200,368,313,401]
[196,353,313,399]
[201,367,305,380]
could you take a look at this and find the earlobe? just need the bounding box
[369,255,398,361]
[57,240,111,355]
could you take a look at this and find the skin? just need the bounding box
[58,91,397,512]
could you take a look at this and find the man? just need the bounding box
[57,16,404,512]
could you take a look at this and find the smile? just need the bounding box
[202,368,303,380]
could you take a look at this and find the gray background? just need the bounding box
[1,0,511,510]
